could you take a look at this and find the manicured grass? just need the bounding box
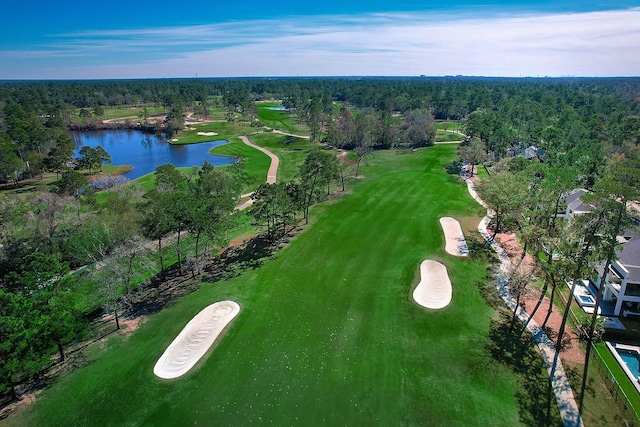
[211,137,272,193]
[435,130,464,142]
[257,102,309,135]
[74,105,167,121]
[246,132,315,183]
[594,343,640,413]
[12,146,538,426]
[170,122,255,145]
[436,121,463,131]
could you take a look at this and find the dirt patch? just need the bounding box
[492,230,584,365]
[523,289,584,364]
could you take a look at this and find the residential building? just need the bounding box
[595,232,640,317]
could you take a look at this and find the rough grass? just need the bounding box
[10,146,548,426]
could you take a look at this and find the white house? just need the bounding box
[594,232,640,317]
[562,189,640,317]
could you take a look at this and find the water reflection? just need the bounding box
[71,129,234,180]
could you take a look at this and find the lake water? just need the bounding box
[71,129,234,180]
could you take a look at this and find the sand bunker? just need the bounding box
[413,260,452,309]
[439,217,469,257]
[153,301,240,379]
[197,131,218,136]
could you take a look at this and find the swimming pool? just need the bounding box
[619,350,640,378]
[577,294,596,306]
[607,342,640,394]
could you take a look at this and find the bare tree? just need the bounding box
[93,238,154,330]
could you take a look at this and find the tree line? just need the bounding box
[3,76,639,185]
[476,151,640,412]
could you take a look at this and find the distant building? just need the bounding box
[523,145,545,160]
[507,143,545,160]
[563,188,592,219]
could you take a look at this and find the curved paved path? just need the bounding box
[235,135,280,211]
[466,179,584,427]
[270,129,310,139]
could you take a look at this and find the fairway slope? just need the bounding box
[439,217,469,256]
[153,301,240,379]
[412,260,452,309]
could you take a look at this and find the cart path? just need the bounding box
[235,135,280,211]
[466,178,584,427]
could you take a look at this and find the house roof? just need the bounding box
[566,188,593,215]
[524,146,538,159]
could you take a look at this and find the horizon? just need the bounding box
[2,1,639,79]
[3,75,640,83]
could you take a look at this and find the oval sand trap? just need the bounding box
[439,217,469,257]
[197,131,218,136]
[413,260,452,309]
[154,300,240,379]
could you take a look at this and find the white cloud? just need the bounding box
[2,8,639,78]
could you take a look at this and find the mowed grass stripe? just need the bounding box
[19,146,525,427]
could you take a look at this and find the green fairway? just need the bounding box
[246,132,315,183]
[171,122,255,145]
[257,102,309,134]
[12,146,538,426]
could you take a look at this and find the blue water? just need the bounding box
[578,295,595,304]
[618,350,640,378]
[71,129,234,180]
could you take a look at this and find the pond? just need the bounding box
[71,129,235,180]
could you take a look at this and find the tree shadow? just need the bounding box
[444,160,461,175]
[202,234,277,282]
[283,135,299,145]
[125,233,281,318]
[477,313,564,426]
[467,237,498,263]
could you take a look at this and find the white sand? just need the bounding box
[413,260,452,309]
[197,131,218,136]
[153,301,240,379]
[439,217,469,257]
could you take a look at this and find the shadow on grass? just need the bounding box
[467,235,498,264]
[283,135,299,145]
[472,271,565,427]
[126,233,280,318]
[202,234,276,282]
[474,314,564,426]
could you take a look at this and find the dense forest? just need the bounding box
[2,77,640,184]
[1,76,640,403]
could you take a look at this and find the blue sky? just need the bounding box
[1,1,639,79]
